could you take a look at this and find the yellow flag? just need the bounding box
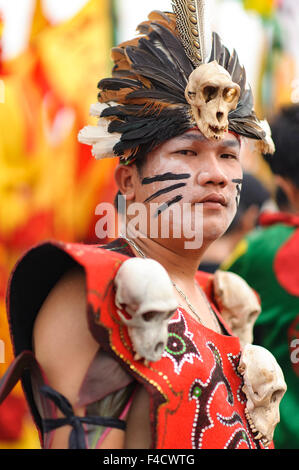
[243,0,275,18]
[35,0,112,117]
[0,0,114,449]
[29,0,51,42]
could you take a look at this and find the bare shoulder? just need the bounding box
[32,265,150,449]
[32,266,99,405]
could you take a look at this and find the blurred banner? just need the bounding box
[236,0,299,117]
[0,0,116,448]
[214,0,299,190]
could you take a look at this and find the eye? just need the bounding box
[142,311,159,322]
[223,87,238,103]
[174,149,197,156]
[220,153,238,160]
[271,390,284,403]
[203,86,218,103]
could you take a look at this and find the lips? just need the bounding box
[199,193,227,206]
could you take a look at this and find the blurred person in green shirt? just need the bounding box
[222,105,299,449]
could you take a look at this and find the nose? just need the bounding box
[196,155,229,187]
[216,111,225,124]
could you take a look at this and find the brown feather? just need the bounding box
[138,12,178,36]
[99,88,135,104]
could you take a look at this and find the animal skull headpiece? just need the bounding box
[78,4,275,165]
[185,61,241,140]
[114,258,178,363]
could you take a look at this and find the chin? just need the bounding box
[202,218,230,242]
[203,206,236,238]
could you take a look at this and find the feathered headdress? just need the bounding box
[78,1,274,164]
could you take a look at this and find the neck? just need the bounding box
[200,231,242,265]
[123,233,209,285]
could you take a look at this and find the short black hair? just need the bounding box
[263,104,299,188]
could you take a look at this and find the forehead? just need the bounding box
[166,129,241,149]
[138,129,242,172]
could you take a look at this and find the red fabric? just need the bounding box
[259,212,299,296]
[56,241,271,449]
[6,239,272,449]
[0,394,27,441]
[259,211,299,228]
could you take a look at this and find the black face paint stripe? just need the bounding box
[232,179,243,184]
[142,172,191,185]
[154,195,183,217]
[232,178,243,206]
[144,183,187,203]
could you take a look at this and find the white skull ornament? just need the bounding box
[213,270,261,347]
[238,344,287,446]
[114,258,178,364]
[185,61,240,140]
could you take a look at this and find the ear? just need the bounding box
[114,164,137,202]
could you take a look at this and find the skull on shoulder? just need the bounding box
[114,258,178,363]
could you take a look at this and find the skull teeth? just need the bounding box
[262,438,270,447]
[134,352,142,361]
[244,407,269,447]
[133,353,150,367]
[209,125,226,133]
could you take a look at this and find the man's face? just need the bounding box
[126,129,243,250]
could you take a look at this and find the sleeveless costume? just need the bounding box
[0,238,270,449]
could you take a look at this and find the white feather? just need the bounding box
[199,0,212,63]
[78,117,121,160]
[89,101,118,117]
[258,120,275,155]
[91,135,121,159]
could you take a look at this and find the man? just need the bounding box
[222,104,299,449]
[1,6,279,450]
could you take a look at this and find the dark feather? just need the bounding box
[238,68,247,95]
[126,46,186,93]
[149,23,194,79]
[227,49,244,86]
[218,45,230,69]
[209,33,247,92]
[229,115,266,140]
[98,77,142,91]
[229,88,254,119]
[137,36,186,87]
[127,89,186,105]
[209,32,223,62]
[111,68,138,79]
[108,107,190,157]
[91,11,270,161]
